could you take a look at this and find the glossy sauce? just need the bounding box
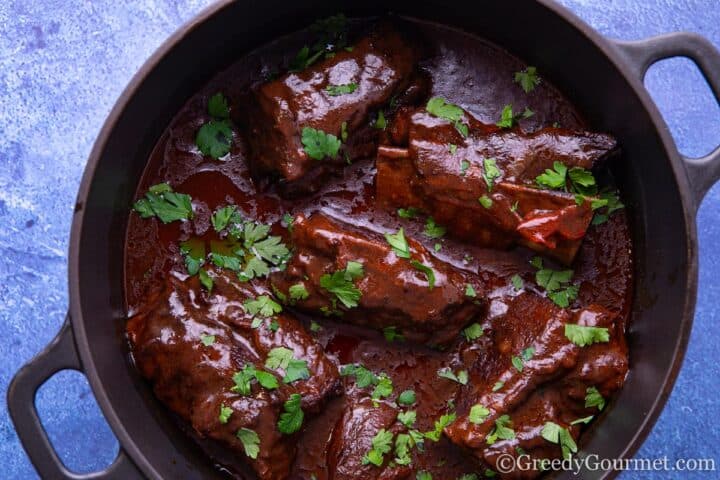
[125,19,632,479]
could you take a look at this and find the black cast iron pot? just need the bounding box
[8,1,720,478]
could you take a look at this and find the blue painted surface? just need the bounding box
[0,0,718,478]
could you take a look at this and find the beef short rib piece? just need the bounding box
[376,109,618,264]
[271,212,484,345]
[127,273,339,480]
[240,23,426,189]
[444,293,627,476]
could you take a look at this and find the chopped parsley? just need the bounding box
[533,260,579,308]
[231,364,278,395]
[541,422,577,460]
[340,121,348,142]
[199,269,213,292]
[288,45,324,72]
[496,104,533,129]
[244,295,283,318]
[383,326,405,342]
[564,324,610,347]
[463,323,484,341]
[449,143,458,154]
[277,393,304,434]
[423,217,446,239]
[196,119,233,159]
[536,161,568,189]
[478,195,493,209]
[468,404,490,424]
[319,261,364,309]
[180,238,205,276]
[397,389,416,406]
[522,346,535,361]
[486,415,515,445]
[492,381,504,392]
[265,347,310,384]
[301,126,341,160]
[289,283,309,302]
[514,66,540,93]
[208,92,230,118]
[282,213,294,231]
[200,334,215,347]
[585,386,606,410]
[133,183,193,223]
[464,284,477,297]
[394,432,414,465]
[511,356,524,372]
[426,96,469,137]
[571,415,594,425]
[397,207,421,219]
[510,274,524,291]
[340,364,378,388]
[371,373,394,401]
[236,428,260,459]
[592,191,625,225]
[218,404,232,424]
[374,110,387,130]
[325,82,358,96]
[410,260,436,289]
[437,367,468,385]
[424,412,456,442]
[460,159,471,176]
[417,472,432,480]
[363,428,394,466]
[482,158,501,191]
[385,228,411,258]
[310,320,322,332]
[212,205,237,232]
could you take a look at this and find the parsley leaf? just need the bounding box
[568,167,597,195]
[417,472,432,480]
[541,422,577,460]
[514,66,540,93]
[200,334,215,346]
[592,191,625,225]
[325,83,358,96]
[492,381,504,392]
[212,205,237,232]
[437,367,468,385]
[394,432,413,465]
[511,356,524,372]
[180,238,205,275]
[265,347,294,370]
[469,404,490,424]
[301,126,341,160]
[482,158,501,191]
[397,207,421,219]
[363,428,394,466]
[288,45,324,72]
[536,161,568,189]
[383,326,404,343]
[511,274,524,291]
[385,228,411,258]
[374,110,387,130]
[283,358,310,383]
[371,374,394,401]
[460,159,471,176]
[463,323,484,341]
[397,390,416,406]
[196,119,233,159]
[424,412,456,442]
[289,283,309,302]
[278,393,304,434]
[236,428,260,459]
[465,284,477,298]
[319,262,364,308]
[244,295,282,318]
[410,260,436,289]
[133,183,193,223]
[533,263,578,308]
[219,404,232,424]
[423,217,446,239]
[208,92,230,119]
[486,415,515,445]
[426,97,469,137]
[199,269,213,292]
[571,415,594,425]
[565,324,610,347]
[340,364,378,388]
[585,386,606,411]
[478,195,493,209]
[496,104,532,129]
[310,320,322,332]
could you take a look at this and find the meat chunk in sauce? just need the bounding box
[271,212,484,345]
[377,108,618,264]
[240,23,426,190]
[445,293,628,476]
[127,273,340,480]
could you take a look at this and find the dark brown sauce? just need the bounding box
[124,19,632,479]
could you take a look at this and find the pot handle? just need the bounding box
[7,316,143,479]
[614,33,720,207]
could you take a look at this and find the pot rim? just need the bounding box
[67,1,699,478]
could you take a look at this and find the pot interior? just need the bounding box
[70,1,693,478]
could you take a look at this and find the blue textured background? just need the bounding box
[1,0,719,478]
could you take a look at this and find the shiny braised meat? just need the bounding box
[126,16,633,480]
[240,22,426,190]
[271,212,484,345]
[127,273,340,480]
[377,108,618,264]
